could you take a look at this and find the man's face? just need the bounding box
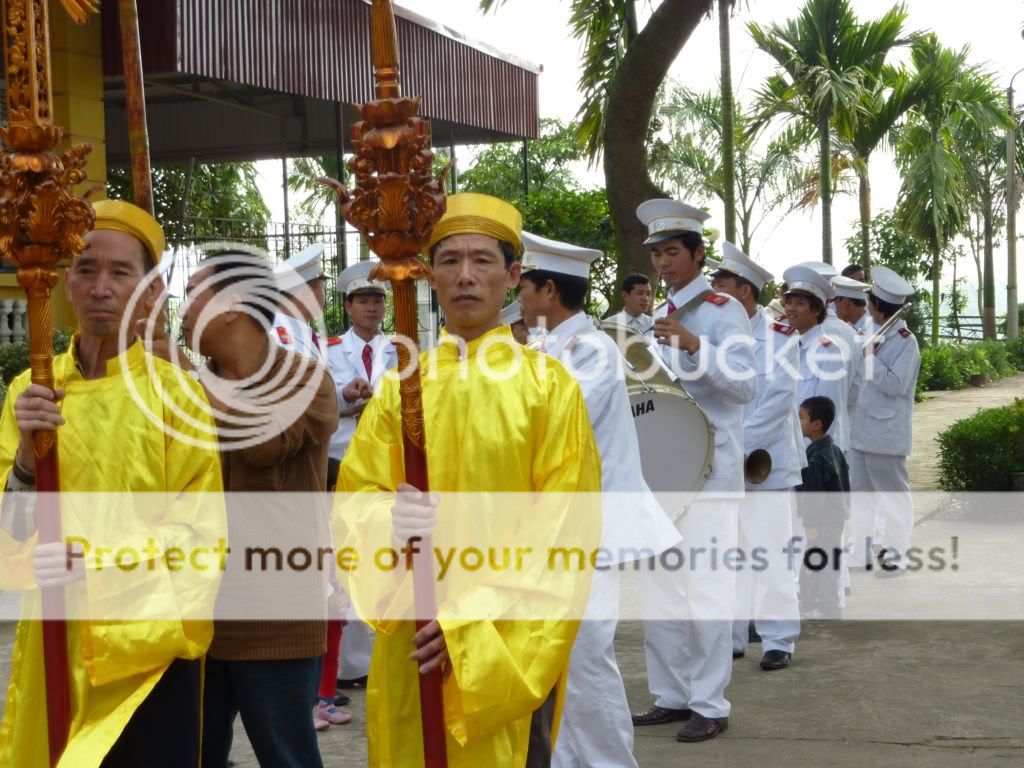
[308,276,326,313]
[846,269,866,283]
[650,237,702,291]
[179,265,228,356]
[346,292,386,332]
[834,296,856,323]
[709,273,747,304]
[622,282,652,316]
[517,277,557,330]
[783,293,818,333]
[432,233,520,331]
[66,229,153,339]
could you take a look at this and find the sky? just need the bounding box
[259,0,1024,314]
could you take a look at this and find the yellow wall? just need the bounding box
[0,10,107,332]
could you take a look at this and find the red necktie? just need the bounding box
[667,300,677,314]
[311,331,321,352]
[362,343,373,380]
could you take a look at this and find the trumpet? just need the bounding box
[861,303,910,351]
[744,449,772,484]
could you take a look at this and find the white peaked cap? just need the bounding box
[791,261,838,299]
[832,275,870,300]
[637,199,711,246]
[275,242,327,292]
[520,231,600,279]
[783,265,833,304]
[710,241,774,292]
[870,265,914,305]
[338,259,388,295]
[499,300,522,325]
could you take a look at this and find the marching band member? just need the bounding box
[832,275,874,337]
[709,243,803,671]
[632,200,756,743]
[782,266,851,452]
[517,232,680,768]
[796,261,863,418]
[606,273,655,334]
[326,260,398,490]
[848,267,921,572]
[272,243,330,363]
[842,263,867,283]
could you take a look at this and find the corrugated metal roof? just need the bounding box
[101,0,539,141]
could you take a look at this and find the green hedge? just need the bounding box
[918,338,1024,398]
[937,400,1024,491]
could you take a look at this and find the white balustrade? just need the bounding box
[0,300,12,347]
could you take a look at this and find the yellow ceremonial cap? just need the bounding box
[426,193,523,255]
[91,199,166,263]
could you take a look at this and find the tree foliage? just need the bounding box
[107,163,271,242]
[460,120,619,312]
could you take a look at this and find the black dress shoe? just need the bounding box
[334,691,352,706]
[632,705,692,726]
[747,621,761,644]
[760,650,792,670]
[338,675,368,689]
[732,650,745,659]
[676,713,728,742]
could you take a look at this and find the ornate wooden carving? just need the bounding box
[0,2,98,764]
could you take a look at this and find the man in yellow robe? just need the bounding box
[0,200,225,767]
[336,192,602,766]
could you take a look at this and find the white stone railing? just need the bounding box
[0,299,27,347]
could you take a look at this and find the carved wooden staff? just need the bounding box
[117,0,153,214]
[0,1,98,764]
[319,0,449,764]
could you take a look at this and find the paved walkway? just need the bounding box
[1,377,1022,766]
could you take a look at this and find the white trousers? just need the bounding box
[339,616,374,680]
[732,489,801,654]
[640,496,737,719]
[848,450,912,567]
[553,569,637,768]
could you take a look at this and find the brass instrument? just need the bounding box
[744,449,773,484]
[861,303,910,351]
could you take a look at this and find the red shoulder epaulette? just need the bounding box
[327,335,343,347]
[705,293,729,306]
[898,327,911,338]
[818,336,833,348]
[275,326,292,345]
[771,322,796,336]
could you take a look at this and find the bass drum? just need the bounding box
[601,321,715,515]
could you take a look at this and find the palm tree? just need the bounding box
[893,35,1009,343]
[650,87,806,256]
[955,101,1015,338]
[837,63,945,272]
[749,0,910,264]
[481,0,716,296]
[718,0,737,243]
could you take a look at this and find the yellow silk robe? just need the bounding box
[337,325,602,767]
[0,339,225,767]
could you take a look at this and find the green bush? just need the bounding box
[0,329,72,386]
[937,400,1024,491]
[919,339,1024,394]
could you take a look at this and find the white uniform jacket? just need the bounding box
[543,311,680,563]
[744,307,805,490]
[326,327,399,461]
[850,320,920,457]
[654,275,757,491]
[853,312,874,337]
[272,311,326,365]
[796,323,850,451]
[606,309,655,336]
[823,314,863,414]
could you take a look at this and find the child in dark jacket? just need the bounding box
[796,396,850,617]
